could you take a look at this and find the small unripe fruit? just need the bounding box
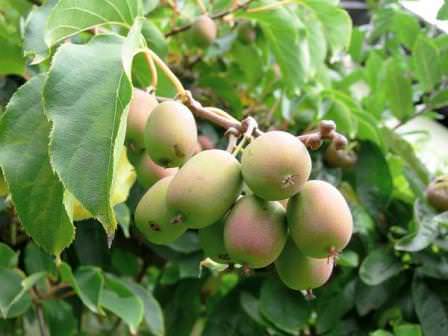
[167,149,242,229]
[426,176,448,212]
[324,142,357,169]
[135,176,186,244]
[241,131,312,201]
[288,180,353,258]
[275,239,333,291]
[238,22,256,44]
[224,196,287,269]
[126,89,158,150]
[191,15,217,47]
[199,219,230,263]
[144,101,198,167]
[135,153,177,189]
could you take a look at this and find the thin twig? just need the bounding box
[35,304,48,336]
[144,52,158,90]
[165,0,256,37]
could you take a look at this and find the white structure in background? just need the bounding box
[398,1,448,174]
[401,0,448,33]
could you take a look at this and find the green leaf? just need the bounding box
[316,280,356,334]
[393,324,422,336]
[349,27,365,63]
[382,129,430,194]
[0,268,32,319]
[44,34,135,235]
[355,277,405,316]
[412,276,448,336]
[59,262,104,314]
[24,242,57,276]
[239,0,309,91]
[297,4,327,75]
[42,300,77,336]
[0,38,25,76]
[259,278,311,334]
[371,331,393,336]
[100,274,144,333]
[126,282,165,336]
[23,0,58,64]
[355,142,393,218]
[0,243,18,268]
[240,291,265,326]
[141,20,168,58]
[396,200,447,252]
[45,0,143,47]
[111,249,139,277]
[1,271,45,318]
[437,1,448,20]
[0,75,74,256]
[429,88,448,109]
[337,250,359,268]
[359,247,402,286]
[384,57,414,120]
[413,35,441,93]
[304,0,352,56]
[115,203,131,238]
[391,11,420,49]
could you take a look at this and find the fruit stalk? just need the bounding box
[143,48,347,150]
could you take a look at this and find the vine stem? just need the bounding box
[144,49,186,98]
[165,0,256,37]
[143,51,158,90]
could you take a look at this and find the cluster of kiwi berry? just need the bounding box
[126,87,353,295]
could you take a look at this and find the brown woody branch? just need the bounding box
[183,91,347,150]
[165,0,256,37]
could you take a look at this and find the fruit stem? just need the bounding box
[143,51,158,91]
[196,0,208,14]
[304,289,315,301]
[231,117,257,156]
[144,49,187,98]
[298,120,348,150]
[225,127,240,152]
[205,106,240,123]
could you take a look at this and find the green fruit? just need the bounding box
[126,88,158,150]
[135,153,178,189]
[135,176,187,244]
[144,101,198,167]
[167,149,242,229]
[324,142,357,169]
[191,15,217,47]
[224,196,287,269]
[241,131,312,201]
[288,180,353,258]
[199,219,230,263]
[275,239,333,291]
[238,22,256,44]
[426,176,448,212]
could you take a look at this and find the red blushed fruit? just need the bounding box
[224,195,287,269]
[135,153,178,189]
[287,180,353,258]
[275,239,333,291]
[126,88,158,150]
